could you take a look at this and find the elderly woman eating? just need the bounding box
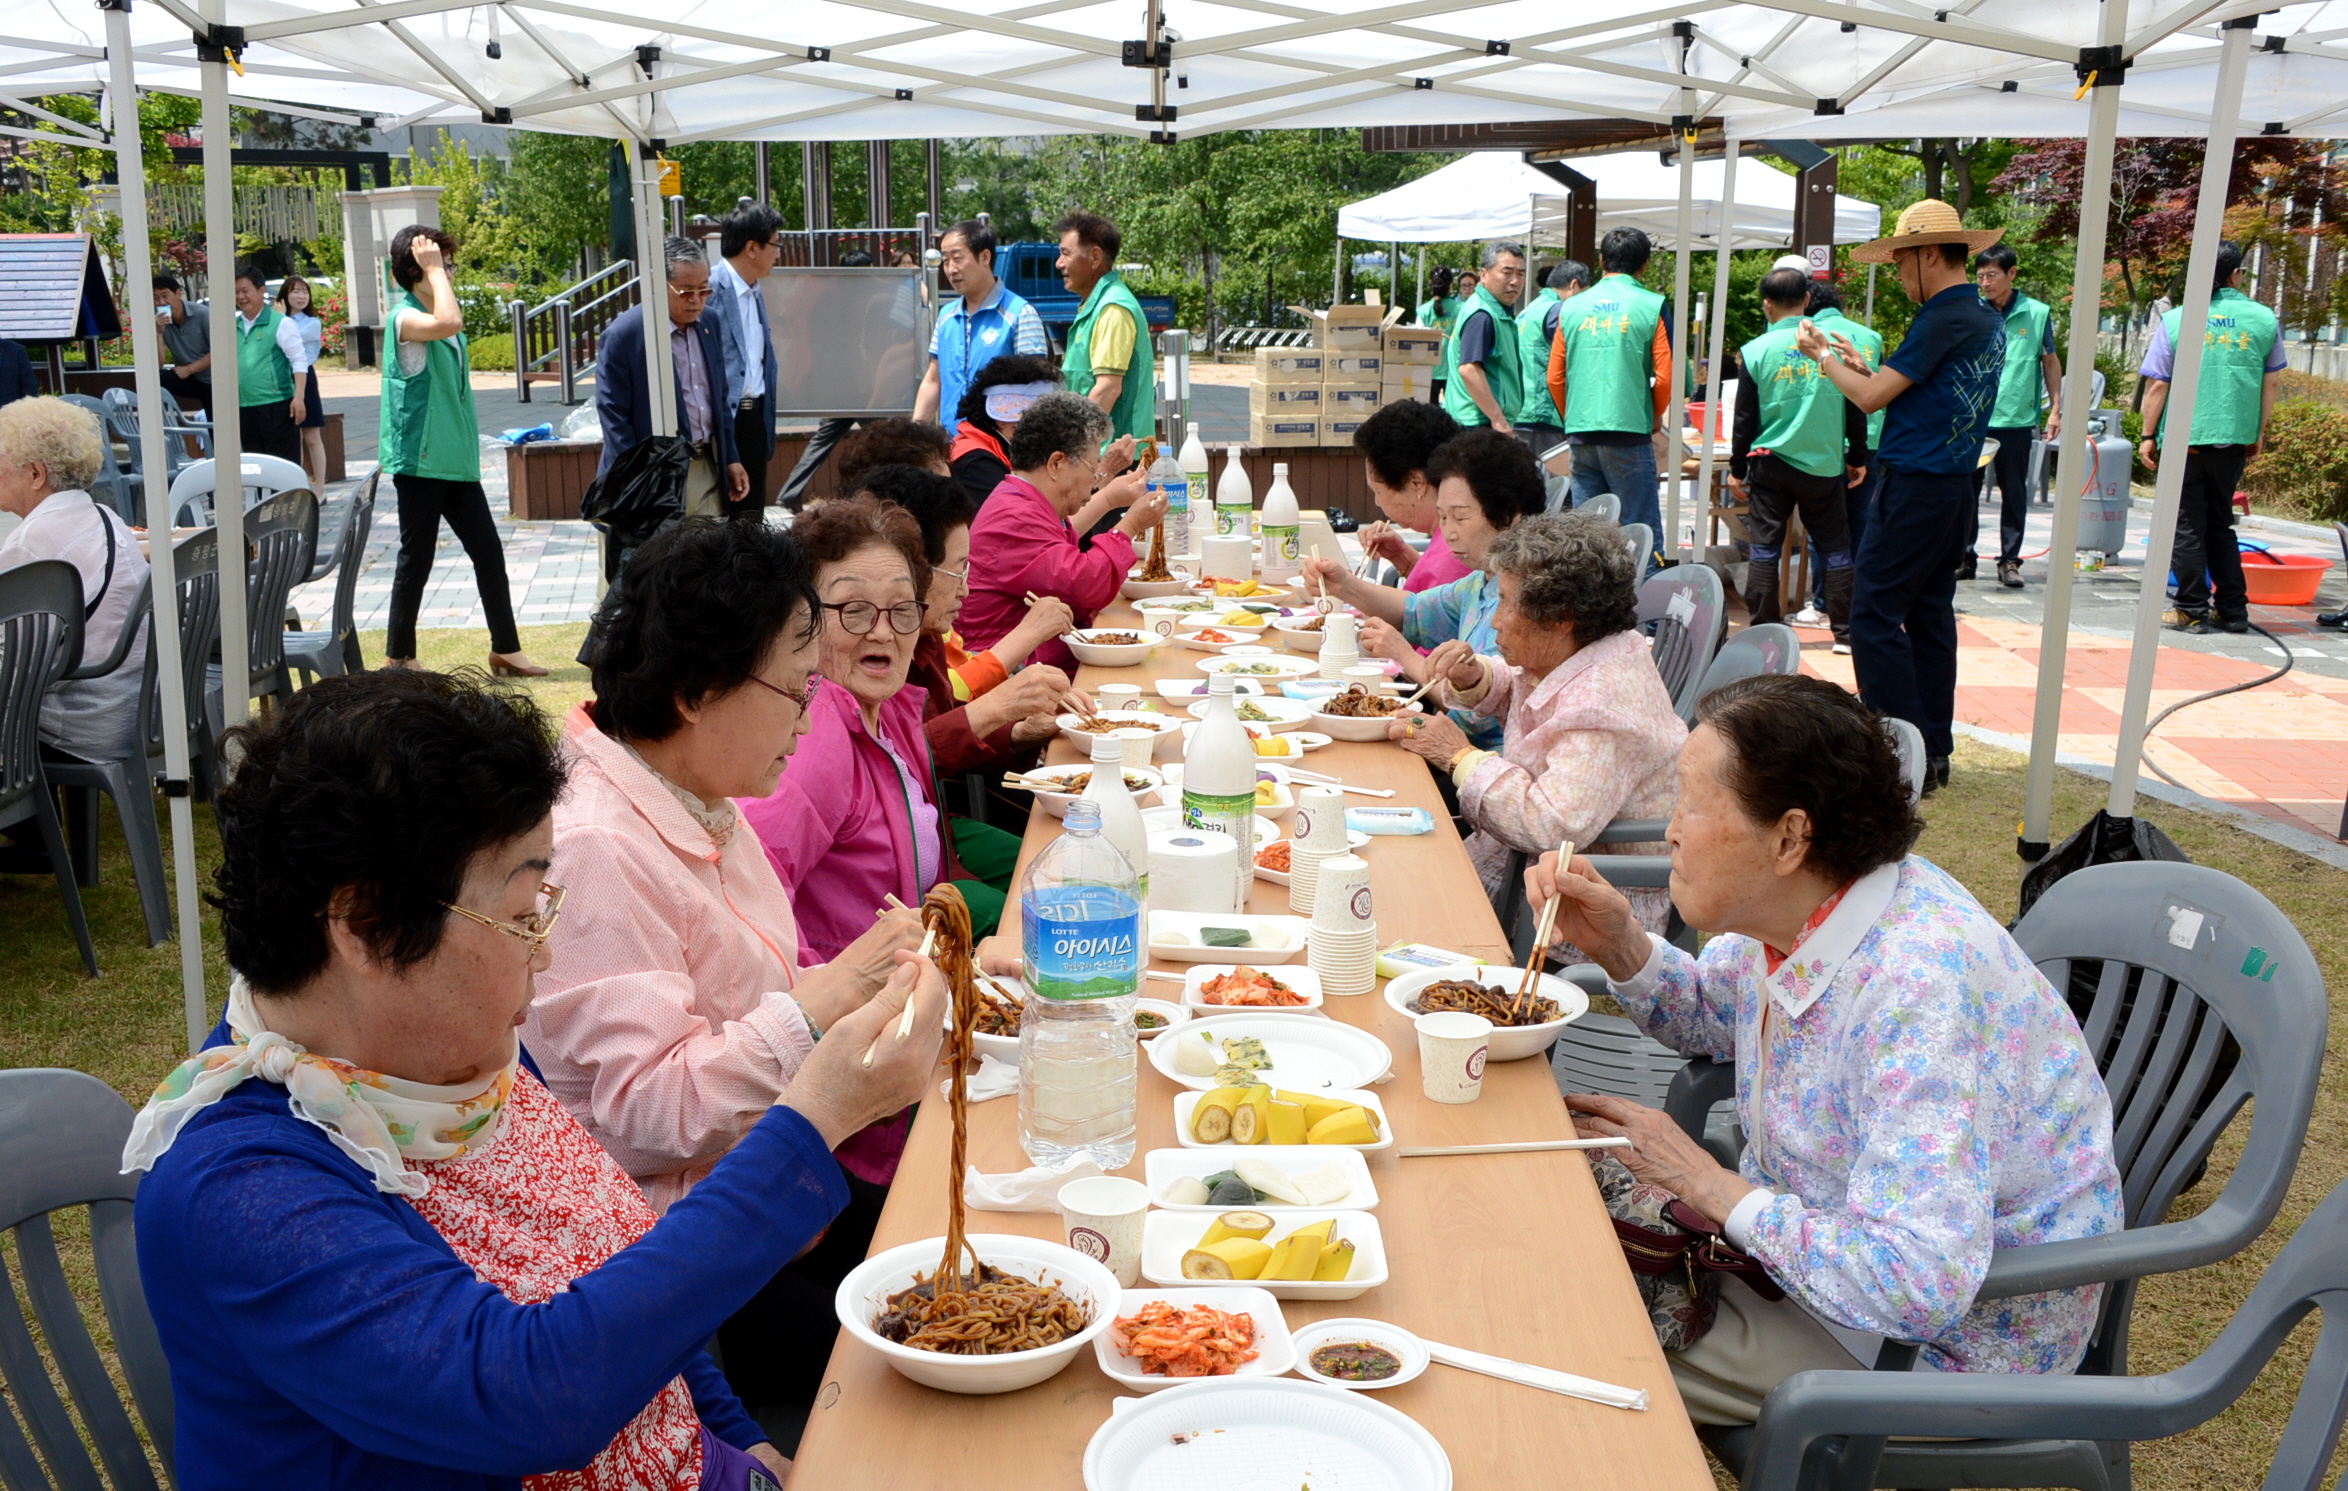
[959,391,1168,675]
[126,667,947,1490]
[1522,673,2121,1426]
[1389,511,1683,910]
[1349,397,1468,593]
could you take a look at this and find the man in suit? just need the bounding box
[708,203,783,520]
[0,336,35,411]
[594,235,745,520]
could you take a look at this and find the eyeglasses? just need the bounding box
[821,599,927,636]
[746,671,822,709]
[670,284,715,300]
[933,562,970,586]
[443,882,566,958]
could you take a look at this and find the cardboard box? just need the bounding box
[1290,299,1404,351]
[1322,384,1382,416]
[1326,353,1383,379]
[1248,381,1322,412]
[1324,416,1371,445]
[1382,328,1444,364]
[1249,414,1321,448]
[1380,365,1438,404]
[1253,348,1326,383]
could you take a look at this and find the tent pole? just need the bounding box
[201,0,246,736]
[1694,137,1739,551]
[1332,234,1343,305]
[1666,134,1695,564]
[1415,246,1425,318]
[2019,0,2130,854]
[633,140,677,442]
[2106,21,2254,820]
[106,0,209,1050]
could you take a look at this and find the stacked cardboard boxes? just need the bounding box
[1322,350,1382,446]
[1249,348,1323,447]
[1381,327,1443,408]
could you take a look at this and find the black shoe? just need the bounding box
[1997,560,2023,589]
[2318,609,2348,630]
[2216,615,2252,635]
[1920,755,1951,797]
[2164,609,2215,636]
[1954,558,1979,582]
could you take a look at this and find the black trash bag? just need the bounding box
[576,436,691,667]
[2016,809,2190,924]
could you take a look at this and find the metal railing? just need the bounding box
[508,260,639,404]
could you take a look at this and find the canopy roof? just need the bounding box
[1336,148,1879,249]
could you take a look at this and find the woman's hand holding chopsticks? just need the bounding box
[1522,850,1652,982]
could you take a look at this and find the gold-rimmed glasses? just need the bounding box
[442,882,566,957]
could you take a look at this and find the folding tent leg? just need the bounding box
[1694,139,1740,563]
[1664,140,1696,564]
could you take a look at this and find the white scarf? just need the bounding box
[120,977,516,1198]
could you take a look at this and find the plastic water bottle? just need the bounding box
[1259,462,1301,581]
[1177,427,1211,553]
[1215,444,1254,539]
[1018,799,1141,1169]
[1181,672,1259,913]
[1082,731,1151,909]
[1152,441,1191,557]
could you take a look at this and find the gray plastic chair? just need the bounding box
[1710,860,2330,1491]
[286,469,377,683]
[1693,623,1800,701]
[1577,491,1622,524]
[205,487,318,735]
[1745,1173,2348,1491]
[1637,563,1726,725]
[102,386,205,488]
[49,575,156,921]
[0,1068,175,1490]
[57,394,138,523]
[0,561,96,976]
[1619,520,1655,576]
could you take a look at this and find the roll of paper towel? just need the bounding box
[1202,534,1254,582]
[1149,828,1243,915]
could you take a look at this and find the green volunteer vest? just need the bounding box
[236,305,294,408]
[2156,287,2280,448]
[1063,270,1154,443]
[378,290,483,481]
[1557,272,1665,437]
[1738,320,1849,480]
[1440,283,1522,428]
[1515,288,1565,427]
[1811,308,1884,450]
[1988,291,2055,429]
[1417,295,1460,335]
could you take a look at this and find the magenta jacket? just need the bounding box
[740,682,942,967]
[960,472,1136,675]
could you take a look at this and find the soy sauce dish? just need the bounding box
[1289,1317,1430,1390]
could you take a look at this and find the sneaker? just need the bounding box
[1831,641,1852,656]
[2216,616,2252,635]
[1997,560,2023,589]
[2164,609,2215,636]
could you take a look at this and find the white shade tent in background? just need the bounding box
[0,0,2316,1038]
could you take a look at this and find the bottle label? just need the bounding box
[1215,506,1247,537]
[1022,885,1143,1001]
[1163,475,1189,514]
[1261,524,1300,563]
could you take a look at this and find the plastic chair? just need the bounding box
[0,1068,176,1490]
[48,574,158,929]
[1745,1172,2348,1491]
[102,386,203,488]
[1620,521,1655,577]
[1692,623,1801,701]
[1577,491,1622,524]
[286,469,377,683]
[56,394,137,523]
[1636,563,1726,725]
[1709,860,2329,1491]
[0,561,97,976]
[205,487,318,737]
[1884,716,1927,804]
[167,453,313,531]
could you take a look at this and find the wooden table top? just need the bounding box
[789,595,1713,1490]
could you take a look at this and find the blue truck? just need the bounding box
[994,241,1179,350]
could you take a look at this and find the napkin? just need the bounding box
[939,1053,1020,1104]
[961,1158,1108,1212]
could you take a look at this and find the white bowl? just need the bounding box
[1181,961,1324,1015]
[1144,1146,1380,1213]
[1173,627,1265,653]
[1196,653,1320,682]
[1271,616,1333,653]
[1092,1286,1298,1392]
[1186,695,1317,732]
[1018,763,1165,818]
[1381,965,1588,1062]
[1153,675,1263,700]
[1133,997,1190,1041]
[1308,698,1424,743]
[1289,1317,1432,1391]
[834,1233,1120,1394]
[1141,1209,1388,1300]
[1122,567,1197,601]
[1058,710,1184,761]
[1066,627,1162,667]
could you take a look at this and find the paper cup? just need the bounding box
[1097,684,1144,712]
[1111,727,1158,771]
[1311,853,1373,931]
[1056,1175,1150,1287]
[1294,787,1348,851]
[1417,1011,1493,1104]
[1340,665,1387,690]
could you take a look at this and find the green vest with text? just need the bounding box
[1515,288,1565,427]
[1440,283,1521,429]
[1811,308,1884,451]
[1739,320,1849,480]
[1063,270,1155,443]
[1558,272,1665,436]
[236,305,293,408]
[2157,287,2279,448]
[378,291,483,482]
[1988,291,2055,429]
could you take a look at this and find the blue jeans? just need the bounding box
[1850,465,1974,759]
[1568,438,1661,542]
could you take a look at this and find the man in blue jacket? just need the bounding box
[595,235,744,519]
[707,204,783,520]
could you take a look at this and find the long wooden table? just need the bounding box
[790,597,1714,1489]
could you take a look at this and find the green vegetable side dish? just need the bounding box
[1234,700,1273,722]
[1309,1341,1404,1381]
[1204,1171,1260,1206]
[1135,1010,1168,1030]
[1201,926,1255,947]
[1224,663,1284,675]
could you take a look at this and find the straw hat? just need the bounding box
[1850,199,2003,264]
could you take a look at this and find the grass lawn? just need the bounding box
[3,627,2343,1489]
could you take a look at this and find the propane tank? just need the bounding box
[2072,412,2135,560]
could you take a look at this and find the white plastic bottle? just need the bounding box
[1151,441,1191,558]
[1181,672,1259,913]
[1081,731,1151,909]
[1017,798,1141,1169]
[1177,427,1211,553]
[1259,462,1301,581]
[1215,445,1254,539]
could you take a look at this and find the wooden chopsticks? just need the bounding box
[861,924,938,1069]
[1398,1139,1631,1157]
[1513,838,1575,1018]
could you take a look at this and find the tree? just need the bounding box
[410,131,522,282]
[504,130,610,280]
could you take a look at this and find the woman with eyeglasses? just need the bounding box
[124,663,949,1491]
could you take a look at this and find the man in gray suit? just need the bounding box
[708,203,784,520]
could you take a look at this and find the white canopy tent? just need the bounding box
[0,0,2304,1040]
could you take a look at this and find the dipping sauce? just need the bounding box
[1309,1341,1403,1381]
[1135,1011,1168,1030]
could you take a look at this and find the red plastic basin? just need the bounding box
[2240,551,2334,606]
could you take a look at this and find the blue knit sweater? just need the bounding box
[133,1044,849,1490]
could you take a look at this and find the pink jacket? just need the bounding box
[959,473,1136,675]
[526,704,816,1214]
[740,681,942,966]
[1403,526,1472,593]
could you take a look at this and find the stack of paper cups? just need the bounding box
[1318,611,1361,681]
[1308,852,1379,995]
[1287,786,1348,916]
[1202,534,1254,582]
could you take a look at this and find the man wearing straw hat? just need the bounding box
[1798,200,2006,795]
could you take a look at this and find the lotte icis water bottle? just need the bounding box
[1017,800,1141,1168]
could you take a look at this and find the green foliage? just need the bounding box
[466,332,516,371]
[670,141,757,221]
[504,131,610,278]
[301,235,345,278]
[2242,400,2348,520]
[410,132,522,280]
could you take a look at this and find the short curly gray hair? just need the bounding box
[0,396,104,493]
[1007,391,1111,473]
[1484,510,1639,643]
